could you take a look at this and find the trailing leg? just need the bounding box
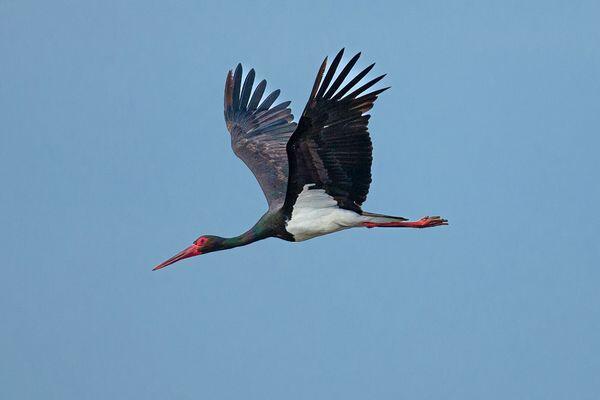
[362,215,448,229]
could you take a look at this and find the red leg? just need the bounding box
[363,216,448,229]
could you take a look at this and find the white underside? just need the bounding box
[285,185,368,241]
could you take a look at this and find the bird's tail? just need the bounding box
[361,212,447,229]
[361,211,408,223]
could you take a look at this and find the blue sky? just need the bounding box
[1,1,599,399]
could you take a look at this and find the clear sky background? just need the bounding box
[1,1,599,399]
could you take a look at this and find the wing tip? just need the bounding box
[224,70,234,109]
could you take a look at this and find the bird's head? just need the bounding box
[152,235,225,271]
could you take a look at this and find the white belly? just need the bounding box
[285,185,365,241]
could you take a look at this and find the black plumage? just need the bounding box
[284,48,389,214]
[224,65,297,210]
[225,49,388,214]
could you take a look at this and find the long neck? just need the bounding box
[220,221,272,250]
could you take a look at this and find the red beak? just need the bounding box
[153,244,201,271]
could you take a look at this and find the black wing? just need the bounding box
[225,64,297,210]
[284,49,389,214]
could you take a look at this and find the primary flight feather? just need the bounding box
[154,49,447,271]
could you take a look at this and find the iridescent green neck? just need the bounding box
[220,222,271,250]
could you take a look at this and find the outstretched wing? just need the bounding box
[225,64,297,210]
[284,49,389,214]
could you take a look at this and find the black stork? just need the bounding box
[153,49,447,271]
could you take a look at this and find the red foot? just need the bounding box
[363,216,448,229]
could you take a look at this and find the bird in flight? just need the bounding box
[153,49,447,271]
